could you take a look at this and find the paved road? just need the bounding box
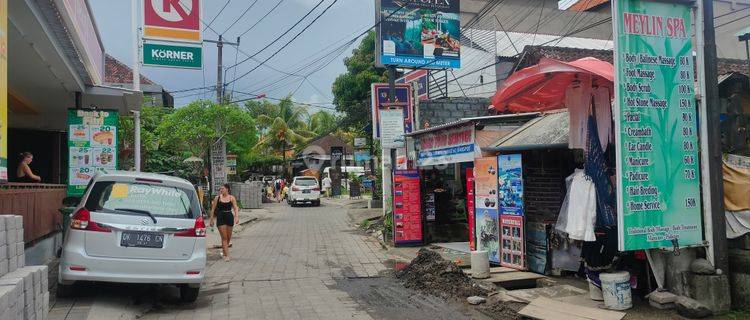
[48,201,487,320]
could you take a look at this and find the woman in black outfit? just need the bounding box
[209,184,239,261]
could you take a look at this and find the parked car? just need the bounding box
[57,171,206,302]
[287,176,321,207]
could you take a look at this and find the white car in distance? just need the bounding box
[287,176,321,207]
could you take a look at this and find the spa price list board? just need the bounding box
[393,170,422,245]
[613,0,702,251]
[67,109,118,196]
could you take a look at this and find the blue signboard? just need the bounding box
[377,0,461,69]
[498,154,524,216]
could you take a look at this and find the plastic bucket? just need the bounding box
[588,280,603,301]
[600,271,632,310]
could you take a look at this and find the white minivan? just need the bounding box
[287,176,321,207]
[58,171,206,302]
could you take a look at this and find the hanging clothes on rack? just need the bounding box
[556,169,597,241]
[566,75,593,150]
[584,107,617,227]
[593,86,613,151]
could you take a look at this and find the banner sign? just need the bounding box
[613,0,703,251]
[416,124,475,166]
[380,109,406,149]
[226,154,237,175]
[143,0,201,43]
[397,69,429,101]
[376,0,461,69]
[466,168,476,251]
[143,42,202,69]
[475,157,500,263]
[498,154,524,216]
[354,150,371,162]
[354,137,367,148]
[371,83,414,140]
[501,215,525,269]
[0,0,6,183]
[67,109,119,196]
[210,139,226,194]
[393,170,422,245]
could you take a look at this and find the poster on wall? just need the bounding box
[380,109,407,149]
[498,154,524,215]
[474,157,499,263]
[613,0,703,251]
[371,83,414,140]
[466,168,476,251]
[376,0,461,69]
[67,109,118,196]
[416,124,475,167]
[500,215,525,269]
[393,170,422,245]
[0,0,6,183]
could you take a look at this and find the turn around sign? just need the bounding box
[143,0,201,43]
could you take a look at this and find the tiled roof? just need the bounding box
[104,54,155,85]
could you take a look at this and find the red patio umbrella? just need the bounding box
[491,57,614,113]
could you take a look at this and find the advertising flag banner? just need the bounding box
[67,109,119,196]
[143,0,201,43]
[0,0,6,183]
[371,83,414,140]
[498,154,524,216]
[474,157,500,263]
[466,168,476,251]
[393,170,422,245]
[613,0,703,251]
[376,0,461,69]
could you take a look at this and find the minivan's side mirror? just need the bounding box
[62,196,81,207]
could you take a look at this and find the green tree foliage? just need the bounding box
[156,101,257,178]
[119,106,190,175]
[306,110,340,135]
[251,96,313,155]
[331,31,386,129]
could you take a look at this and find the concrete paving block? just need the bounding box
[1,216,14,231]
[8,257,17,273]
[0,231,5,247]
[687,273,731,314]
[0,245,6,261]
[24,303,35,320]
[0,286,12,313]
[4,231,14,248]
[13,216,23,231]
[17,253,25,269]
[16,230,23,244]
[0,216,5,232]
[42,292,48,312]
[0,259,7,277]
[0,276,23,307]
[6,242,15,259]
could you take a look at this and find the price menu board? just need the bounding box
[500,215,525,270]
[67,109,118,196]
[393,170,422,245]
[613,0,703,251]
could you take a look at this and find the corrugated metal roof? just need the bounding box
[406,112,540,137]
[489,110,570,149]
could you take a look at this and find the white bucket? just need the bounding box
[600,271,633,310]
[471,250,490,279]
[588,280,604,301]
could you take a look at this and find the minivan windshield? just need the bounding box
[86,181,200,219]
[295,178,317,187]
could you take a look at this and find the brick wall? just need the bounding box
[417,97,492,128]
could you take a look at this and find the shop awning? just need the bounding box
[483,110,570,152]
[490,57,614,113]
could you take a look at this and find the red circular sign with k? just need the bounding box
[144,0,200,30]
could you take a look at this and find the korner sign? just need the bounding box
[143,42,202,69]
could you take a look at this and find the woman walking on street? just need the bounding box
[209,184,239,262]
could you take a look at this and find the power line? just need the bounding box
[226,0,327,71]
[206,0,231,30]
[226,0,341,86]
[222,0,260,35]
[716,12,750,29]
[238,0,287,38]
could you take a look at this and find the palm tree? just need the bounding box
[253,97,314,178]
[306,110,339,135]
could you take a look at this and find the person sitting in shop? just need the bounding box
[16,152,41,183]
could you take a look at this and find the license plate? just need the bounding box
[121,232,164,248]
[303,190,311,194]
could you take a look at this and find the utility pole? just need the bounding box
[131,0,141,172]
[696,0,728,273]
[203,36,240,196]
[204,36,240,104]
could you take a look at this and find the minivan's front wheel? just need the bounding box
[179,285,200,303]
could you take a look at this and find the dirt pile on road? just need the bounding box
[480,300,525,320]
[396,248,490,299]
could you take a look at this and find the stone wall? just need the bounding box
[418,97,492,128]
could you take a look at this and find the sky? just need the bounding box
[89,0,376,110]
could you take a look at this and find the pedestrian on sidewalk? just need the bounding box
[209,184,239,262]
[322,175,332,198]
